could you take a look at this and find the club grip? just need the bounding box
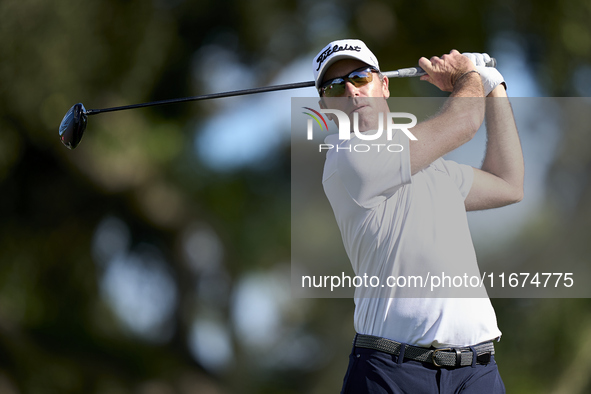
[383,57,497,79]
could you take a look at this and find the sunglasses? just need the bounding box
[318,66,380,97]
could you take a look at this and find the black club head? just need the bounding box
[59,103,88,149]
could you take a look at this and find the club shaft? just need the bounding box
[85,81,315,115]
[85,59,496,116]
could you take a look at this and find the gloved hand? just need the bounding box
[462,52,506,96]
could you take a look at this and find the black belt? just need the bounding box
[354,334,494,368]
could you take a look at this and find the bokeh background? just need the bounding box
[1,0,591,393]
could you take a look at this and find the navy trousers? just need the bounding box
[341,345,505,393]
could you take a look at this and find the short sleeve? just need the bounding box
[332,129,412,208]
[438,158,474,200]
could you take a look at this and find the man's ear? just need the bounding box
[382,76,390,98]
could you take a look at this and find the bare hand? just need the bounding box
[418,50,476,92]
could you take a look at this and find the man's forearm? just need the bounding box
[481,85,524,198]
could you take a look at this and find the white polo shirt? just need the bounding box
[322,130,501,348]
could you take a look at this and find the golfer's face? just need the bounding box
[320,59,390,132]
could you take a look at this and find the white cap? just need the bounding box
[312,39,380,89]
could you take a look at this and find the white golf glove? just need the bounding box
[462,52,506,96]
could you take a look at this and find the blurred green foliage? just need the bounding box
[1,0,591,393]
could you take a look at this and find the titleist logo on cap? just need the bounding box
[316,44,362,71]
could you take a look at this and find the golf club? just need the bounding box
[58,59,496,149]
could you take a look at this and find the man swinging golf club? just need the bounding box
[314,39,523,393]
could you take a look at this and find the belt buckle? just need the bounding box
[431,348,452,367]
